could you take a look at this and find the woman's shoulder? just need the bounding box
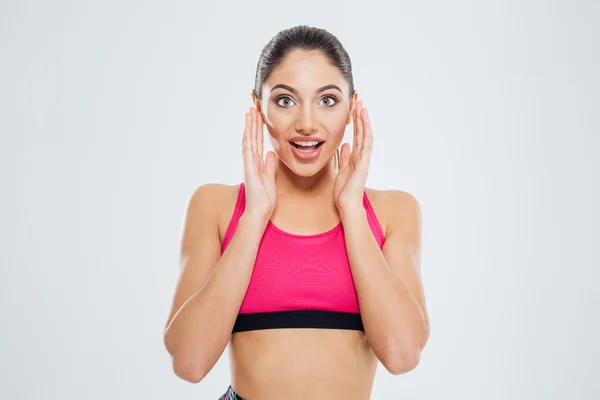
[188,183,242,239]
[365,187,421,237]
[188,183,240,207]
[365,187,418,205]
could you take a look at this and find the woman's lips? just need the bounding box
[289,141,324,161]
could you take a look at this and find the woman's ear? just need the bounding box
[346,92,359,125]
[251,91,261,110]
[251,91,264,122]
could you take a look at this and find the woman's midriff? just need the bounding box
[227,328,378,400]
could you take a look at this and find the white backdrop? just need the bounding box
[1,0,599,399]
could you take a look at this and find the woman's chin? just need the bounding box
[285,159,331,178]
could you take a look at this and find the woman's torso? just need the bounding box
[216,184,390,400]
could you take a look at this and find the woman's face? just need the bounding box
[254,49,357,177]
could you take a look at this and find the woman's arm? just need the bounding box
[341,190,429,375]
[163,183,267,383]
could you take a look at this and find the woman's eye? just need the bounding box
[321,96,337,107]
[276,97,295,107]
[276,95,337,107]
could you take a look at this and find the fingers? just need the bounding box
[353,101,364,153]
[242,112,249,152]
[250,108,258,158]
[257,109,264,159]
[264,150,276,179]
[362,107,373,153]
[244,108,267,176]
[242,112,254,172]
[358,107,372,169]
[339,142,351,170]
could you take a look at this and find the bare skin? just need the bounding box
[214,184,399,400]
[163,49,429,399]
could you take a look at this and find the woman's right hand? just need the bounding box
[242,107,276,221]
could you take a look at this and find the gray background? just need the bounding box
[1,0,599,398]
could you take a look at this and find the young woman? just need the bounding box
[163,25,430,400]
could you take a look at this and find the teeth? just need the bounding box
[293,141,320,147]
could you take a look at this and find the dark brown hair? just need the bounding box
[253,25,355,101]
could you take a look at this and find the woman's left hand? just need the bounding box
[333,100,373,216]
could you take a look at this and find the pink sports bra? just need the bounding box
[221,183,385,333]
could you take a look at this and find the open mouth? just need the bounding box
[289,140,325,152]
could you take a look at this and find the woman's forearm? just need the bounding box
[164,214,267,381]
[341,209,427,374]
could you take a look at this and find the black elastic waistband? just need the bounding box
[232,310,364,333]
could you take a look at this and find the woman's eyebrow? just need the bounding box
[271,84,343,95]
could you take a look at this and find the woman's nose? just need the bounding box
[295,105,318,134]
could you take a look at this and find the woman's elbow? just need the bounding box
[384,349,421,375]
[164,335,208,383]
[171,356,208,383]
